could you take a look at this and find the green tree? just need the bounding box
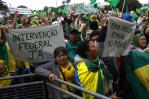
[0,0,8,11]
[117,0,142,12]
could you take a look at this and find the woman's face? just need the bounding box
[87,41,100,59]
[55,52,68,66]
[139,35,147,49]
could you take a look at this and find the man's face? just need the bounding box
[139,35,147,49]
[141,22,147,29]
[86,41,100,59]
[69,33,80,42]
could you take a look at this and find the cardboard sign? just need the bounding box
[5,24,65,62]
[102,17,136,57]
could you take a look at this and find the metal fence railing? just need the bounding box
[0,74,47,99]
[0,74,110,99]
[47,79,110,99]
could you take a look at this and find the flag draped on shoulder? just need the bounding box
[75,59,112,99]
[125,51,149,99]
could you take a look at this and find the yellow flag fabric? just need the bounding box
[134,64,149,93]
[77,61,98,99]
[125,50,149,99]
[76,59,113,99]
[8,50,16,73]
[0,74,11,87]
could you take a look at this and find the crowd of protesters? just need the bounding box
[0,6,149,99]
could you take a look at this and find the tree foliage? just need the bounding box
[117,0,142,12]
[0,0,8,11]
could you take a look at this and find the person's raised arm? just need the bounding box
[12,11,20,29]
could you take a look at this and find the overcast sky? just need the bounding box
[2,0,149,10]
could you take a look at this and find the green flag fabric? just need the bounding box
[105,0,120,7]
[125,50,149,99]
[58,6,68,14]
[0,44,8,65]
[90,0,96,4]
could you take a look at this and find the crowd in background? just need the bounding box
[0,7,149,99]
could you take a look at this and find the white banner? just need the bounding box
[69,3,98,14]
[102,17,136,57]
[9,8,32,15]
[5,24,65,62]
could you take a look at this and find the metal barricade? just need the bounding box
[0,74,47,99]
[47,79,110,99]
[0,74,110,99]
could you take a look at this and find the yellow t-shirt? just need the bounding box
[60,61,76,93]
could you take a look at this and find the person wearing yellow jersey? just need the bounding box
[0,59,11,87]
[60,61,76,93]
[35,46,78,99]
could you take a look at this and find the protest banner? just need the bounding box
[9,7,32,15]
[102,17,136,57]
[5,24,65,62]
[69,3,98,14]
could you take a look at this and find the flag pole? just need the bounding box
[108,1,114,12]
[111,4,114,12]
[122,0,126,13]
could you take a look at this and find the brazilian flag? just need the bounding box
[125,50,149,99]
[75,58,112,99]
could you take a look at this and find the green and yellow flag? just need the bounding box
[76,59,112,99]
[125,50,149,99]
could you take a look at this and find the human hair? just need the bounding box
[133,33,145,47]
[54,46,67,58]
[77,40,90,59]
[52,17,57,22]
[89,21,98,30]
[69,28,80,35]
[96,27,107,43]
[90,30,99,40]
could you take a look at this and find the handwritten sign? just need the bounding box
[5,24,65,62]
